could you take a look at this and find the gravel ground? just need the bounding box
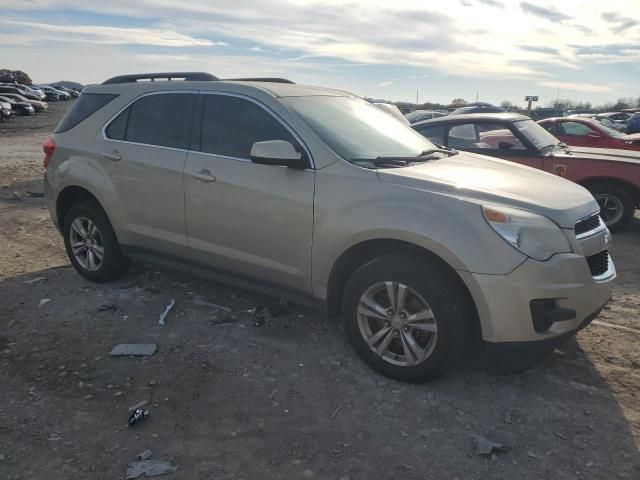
[0,101,639,479]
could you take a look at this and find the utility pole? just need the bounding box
[555,88,559,107]
[416,89,419,104]
[476,91,479,102]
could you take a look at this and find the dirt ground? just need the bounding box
[1,102,639,480]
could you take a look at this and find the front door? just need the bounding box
[184,93,315,295]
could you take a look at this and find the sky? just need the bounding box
[1,0,639,106]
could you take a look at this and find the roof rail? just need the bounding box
[102,72,218,85]
[225,77,295,84]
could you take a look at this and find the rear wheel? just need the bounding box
[342,254,466,383]
[63,201,129,282]
[588,183,634,232]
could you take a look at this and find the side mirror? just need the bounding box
[498,141,514,150]
[587,131,602,139]
[250,140,306,169]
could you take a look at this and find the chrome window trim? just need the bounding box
[198,91,315,169]
[101,90,196,152]
[101,89,315,169]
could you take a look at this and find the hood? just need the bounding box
[555,146,640,165]
[621,133,640,143]
[377,151,597,228]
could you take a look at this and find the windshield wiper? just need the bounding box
[352,148,458,169]
[417,148,458,157]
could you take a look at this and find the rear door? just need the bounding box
[184,93,314,295]
[96,91,196,259]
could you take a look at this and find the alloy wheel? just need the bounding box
[69,217,104,271]
[356,281,438,367]
[595,193,623,227]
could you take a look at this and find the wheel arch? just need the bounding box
[325,238,482,342]
[56,185,105,228]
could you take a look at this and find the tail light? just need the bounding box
[43,137,55,169]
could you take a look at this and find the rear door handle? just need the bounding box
[189,169,216,183]
[101,151,121,161]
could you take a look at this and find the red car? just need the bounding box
[413,113,640,231]
[538,117,640,151]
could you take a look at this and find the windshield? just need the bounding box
[513,119,559,150]
[282,96,436,162]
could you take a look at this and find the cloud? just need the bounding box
[378,81,394,87]
[601,12,639,33]
[520,2,571,22]
[477,0,504,8]
[537,81,613,93]
[519,45,560,55]
[1,19,217,47]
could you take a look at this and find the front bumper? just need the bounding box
[458,247,614,370]
[484,303,606,373]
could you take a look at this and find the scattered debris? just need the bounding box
[128,408,149,427]
[110,344,157,356]
[158,299,175,325]
[128,400,149,412]
[504,410,512,424]
[98,303,118,312]
[9,191,21,201]
[190,298,232,312]
[38,298,51,307]
[126,460,177,479]
[23,276,46,285]
[84,394,94,401]
[0,453,6,461]
[26,190,45,197]
[592,320,640,334]
[470,434,509,457]
[138,450,153,461]
[330,406,342,419]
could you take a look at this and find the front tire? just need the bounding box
[589,183,634,232]
[63,201,129,282]
[342,254,466,383]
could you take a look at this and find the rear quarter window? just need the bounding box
[54,93,118,133]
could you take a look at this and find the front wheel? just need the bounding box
[589,183,635,232]
[342,255,466,383]
[63,201,129,282]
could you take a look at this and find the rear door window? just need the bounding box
[449,122,526,150]
[54,93,118,133]
[558,121,594,136]
[198,94,300,159]
[105,93,195,149]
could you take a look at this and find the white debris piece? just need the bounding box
[110,344,157,356]
[38,298,51,307]
[158,299,175,325]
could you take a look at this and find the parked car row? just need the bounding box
[412,112,640,231]
[0,82,78,122]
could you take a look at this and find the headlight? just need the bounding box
[482,205,572,261]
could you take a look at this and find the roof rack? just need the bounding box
[102,72,218,85]
[225,77,295,84]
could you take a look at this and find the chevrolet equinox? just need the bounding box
[44,72,615,382]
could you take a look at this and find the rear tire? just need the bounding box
[342,254,466,383]
[63,201,129,282]
[588,183,634,232]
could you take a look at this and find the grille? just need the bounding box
[586,250,610,277]
[575,214,601,236]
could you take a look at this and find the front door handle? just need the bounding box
[101,151,121,161]
[189,169,216,183]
